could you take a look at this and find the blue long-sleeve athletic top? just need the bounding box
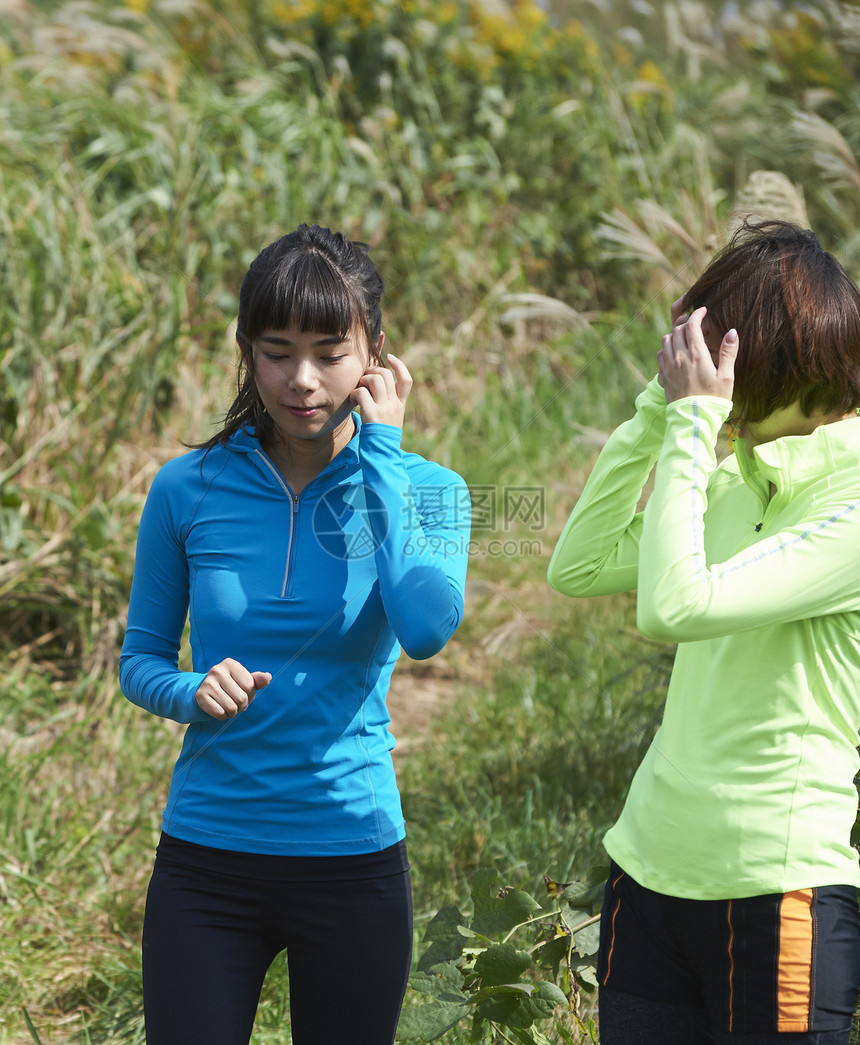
[120,418,470,855]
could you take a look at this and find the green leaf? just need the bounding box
[512,1026,554,1045]
[534,932,570,970]
[395,998,468,1042]
[423,905,467,942]
[559,905,591,931]
[471,887,542,936]
[472,982,535,1004]
[409,963,466,1000]
[473,942,532,986]
[572,920,601,957]
[470,868,503,916]
[477,980,568,1029]
[571,957,599,989]
[468,869,541,935]
[417,905,469,972]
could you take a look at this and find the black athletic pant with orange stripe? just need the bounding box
[597,861,860,1044]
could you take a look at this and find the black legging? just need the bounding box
[142,834,413,1045]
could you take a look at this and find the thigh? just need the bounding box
[598,865,860,1040]
[142,854,280,1045]
[597,862,710,1009]
[599,985,713,1045]
[283,867,413,1045]
[696,886,860,1037]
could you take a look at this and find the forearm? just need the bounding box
[360,424,469,659]
[635,398,860,641]
[119,649,209,724]
[120,469,209,723]
[548,375,667,597]
[636,396,729,639]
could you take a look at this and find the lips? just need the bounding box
[285,404,323,416]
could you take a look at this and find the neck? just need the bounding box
[264,415,356,492]
[742,403,857,451]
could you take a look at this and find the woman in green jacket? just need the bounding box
[549,220,860,1044]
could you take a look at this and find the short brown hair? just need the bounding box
[682,219,860,423]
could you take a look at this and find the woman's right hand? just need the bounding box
[670,295,688,327]
[658,306,738,404]
[194,658,272,719]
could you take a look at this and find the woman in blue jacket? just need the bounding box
[120,224,471,1045]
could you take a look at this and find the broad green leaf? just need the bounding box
[571,957,599,989]
[409,964,466,1000]
[471,982,535,1004]
[417,905,469,972]
[512,1026,555,1045]
[477,980,568,1029]
[395,999,468,1042]
[559,905,591,931]
[534,932,570,969]
[470,868,503,916]
[572,921,600,957]
[469,869,541,935]
[417,939,468,973]
[470,887,541,935]
[423,904,466,942]
[473,942,532,986]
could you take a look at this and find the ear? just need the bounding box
[370,331,385,366]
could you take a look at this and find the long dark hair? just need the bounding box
[682,219,860,423]
[197,224,384,450]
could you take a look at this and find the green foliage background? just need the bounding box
[3,0,860,1041]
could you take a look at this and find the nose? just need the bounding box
[288,358,319,395]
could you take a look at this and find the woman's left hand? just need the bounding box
[658,306,738,404]
[350,353,413,429]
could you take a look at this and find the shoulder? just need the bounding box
[710,448,742,481]
[402,449,468,492]
[147,444,234,503]
[152,446,210,484]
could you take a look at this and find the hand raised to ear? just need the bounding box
[658,307,738,404]
[670,295,688,327]
[350,353,413,429]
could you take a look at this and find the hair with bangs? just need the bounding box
[197,224,384,449]
[681,218,860,424]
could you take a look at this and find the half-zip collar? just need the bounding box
[225,414,363,478]
[733,415,860,510]
[226,416,364,598]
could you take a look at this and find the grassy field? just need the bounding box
[3,0,860,1041]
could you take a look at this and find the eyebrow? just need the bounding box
[258,332,349,347]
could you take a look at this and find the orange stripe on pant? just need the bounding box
[777,888,814,1032]
[602,870,626,986]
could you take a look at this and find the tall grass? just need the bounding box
[3,0,860,1041]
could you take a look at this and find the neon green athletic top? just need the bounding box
[548,376,860,899]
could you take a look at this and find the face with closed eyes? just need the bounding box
[250,324,381,444]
